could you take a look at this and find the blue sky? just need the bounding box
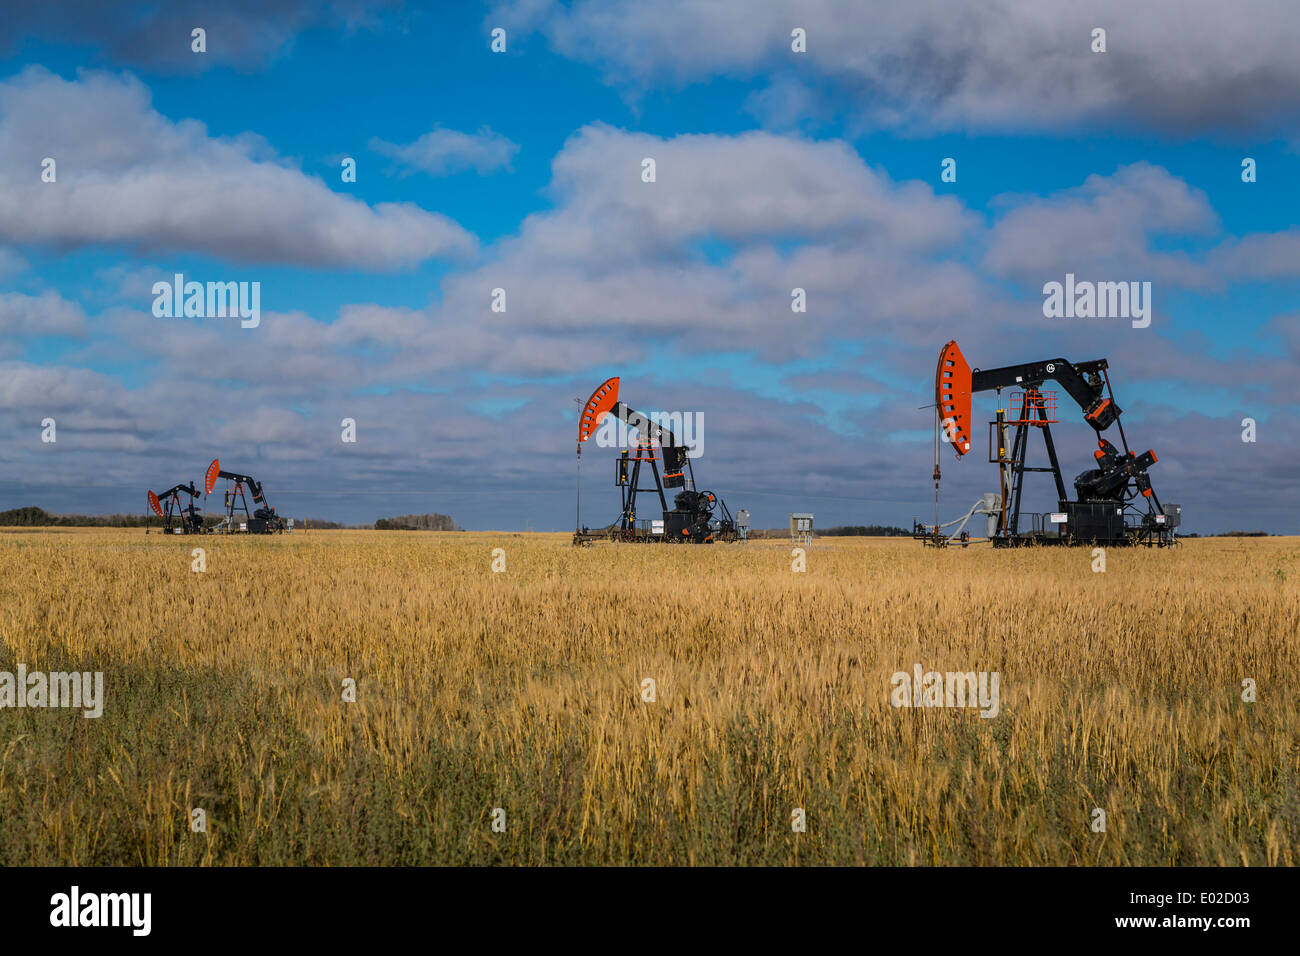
[2,1,1298,532]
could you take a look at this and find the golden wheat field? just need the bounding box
[0,527,1296,866]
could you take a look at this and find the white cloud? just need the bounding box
[534,124,973,259]
[1209,229,1300,280]
[0,291,87,336]
[0,68,475,269]
[983,163,1220,288]
[496,0,1300,135]
[983,163,1300,292]
[370,126,520,176]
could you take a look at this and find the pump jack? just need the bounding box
[916,340,1179,547]
[203,458,285,533]
[573,377,746,544]
[147,482,204,534]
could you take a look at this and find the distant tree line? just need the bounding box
[1179,530,1271,538]
[0,506,460,531]
[745,524,911,539]
[819,525,912,537]
[373,513,458,531]
[0,506,158,527]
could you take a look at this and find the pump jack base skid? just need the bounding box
[989,531,1176,548]
[985,515,1177,548]
[572,526,742,546]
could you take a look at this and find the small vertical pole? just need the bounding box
[933,406,942,531]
